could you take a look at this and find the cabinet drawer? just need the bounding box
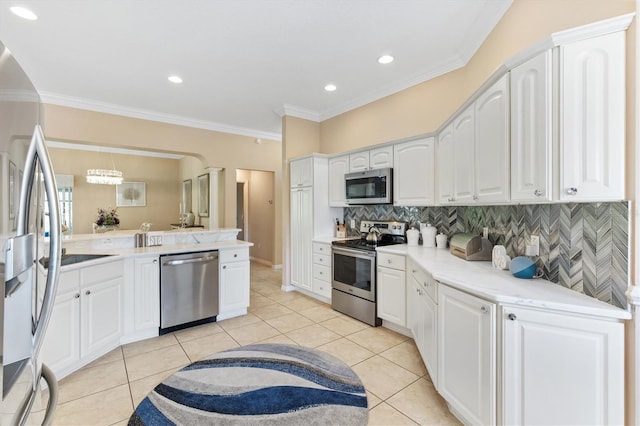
[81,260,123,287]
[312,242,331,255]
[378,252,405,271]
[312,253,331,266]
[57,269,80,296]
[219,247,249,263]
[313,264,331,282]
[312,278,332,298]
[408,260,437,303]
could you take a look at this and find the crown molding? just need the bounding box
[46,140,184,159]
[40,92,282,142]
[275,104,321,122]
[551,12,635,46]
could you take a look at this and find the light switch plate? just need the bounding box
[530,235,540,256]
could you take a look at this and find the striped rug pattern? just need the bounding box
[128,344,368,425]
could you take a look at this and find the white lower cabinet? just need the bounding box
[501,305,625,425]
[133,256,159,332]
[311,242,332,299]
[438,284,496,425]
[42,260,124,379]
[218,247,250,320]
[406,262,438,384]
[377,253,406,326]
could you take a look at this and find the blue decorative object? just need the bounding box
[510,256,536,279]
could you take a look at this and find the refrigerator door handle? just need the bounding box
[18,125,62,360]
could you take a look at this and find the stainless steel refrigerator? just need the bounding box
[0,41,62,424]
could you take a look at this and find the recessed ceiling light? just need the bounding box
[168,75,183,84]
[10,6,37,20]
[324,84,337,92]
[378,55,394,64]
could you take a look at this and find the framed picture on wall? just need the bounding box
[182,179,192,213]
[116,182,146,207]
[198,173,209,217]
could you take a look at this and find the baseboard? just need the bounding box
[272,264,283,270]
[217,308,247,321]
[381,320,412,338]
[249,257,272,267]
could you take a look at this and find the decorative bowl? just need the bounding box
[509,256,536,279]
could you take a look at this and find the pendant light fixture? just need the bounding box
[86,150,124,185]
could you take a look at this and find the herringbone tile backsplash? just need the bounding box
[345,202,629,309]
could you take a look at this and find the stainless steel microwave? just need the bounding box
[345,167,392,204]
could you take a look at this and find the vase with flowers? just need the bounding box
[94,207,120,233]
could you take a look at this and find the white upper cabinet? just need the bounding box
[393,138,435,206]
[290,156,313,188]
[349,146,393,172]
[453,105,476,204]
[559,31,626,201]
[437,124,455,204]
[328,155,349,207]
[475,74,510,203]
[510,50,553,202]
[438,75,510,205]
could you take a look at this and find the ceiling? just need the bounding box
[0,0,513,141]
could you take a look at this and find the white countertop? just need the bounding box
[377,244,631,320]
[57,240,253,271]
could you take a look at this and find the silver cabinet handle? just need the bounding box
[566,187,578,195]
[473,195,478,200]
[534,189,543,197]
[508,313,517,321]
[164,255,217,266]
[85,290,91,296]
[75,293,80,299]
[153,259,158,264]
[387,259,392,264]
[222,265,227,269]
[480,306,489,314]
[234,253,238,258]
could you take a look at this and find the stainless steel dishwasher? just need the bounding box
[160,250,219,333]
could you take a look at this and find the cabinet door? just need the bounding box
[453,106,475,204]
[377,267,406,326]
[133,256,159,331]
[290,157,313,188]
[369,146,394,169]
[438,285,495,425]
[511,51,553,202]
[437,124,455,204]
[502,305,624,425]
[290,187,312,290]
[349,152,370,172]
[220,260,250,313]
[80,277,123,358]
[328,155,349,206]
[421,292,438,386]
[475,75,510,203]
[394,138,435,206]
[40,290,80,376]
[560,31,625,201]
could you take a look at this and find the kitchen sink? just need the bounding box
[39,253,114,268]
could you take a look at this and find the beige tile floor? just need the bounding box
[46,262,461,425]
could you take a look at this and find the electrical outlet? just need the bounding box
[530,235,540,256]
[482,227,489,239]
[350,219,356,228]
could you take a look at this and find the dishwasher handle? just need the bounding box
[163,255,217,266]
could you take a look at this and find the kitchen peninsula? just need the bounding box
[40,227,253,381]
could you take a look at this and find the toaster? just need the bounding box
[449,233,493,261]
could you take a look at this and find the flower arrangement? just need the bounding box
[95,207,120,227]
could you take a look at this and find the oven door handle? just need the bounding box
[331,246,377,259]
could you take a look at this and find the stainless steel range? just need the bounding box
[331,220,406,326]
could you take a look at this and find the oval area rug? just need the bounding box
[128,343,369,425]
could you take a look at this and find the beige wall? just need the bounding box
[319,0,636,153]
[49,148,180,234]
[43,104,283,265]
[237,169,276,264]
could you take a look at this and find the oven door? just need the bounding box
[331,246,376,301]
